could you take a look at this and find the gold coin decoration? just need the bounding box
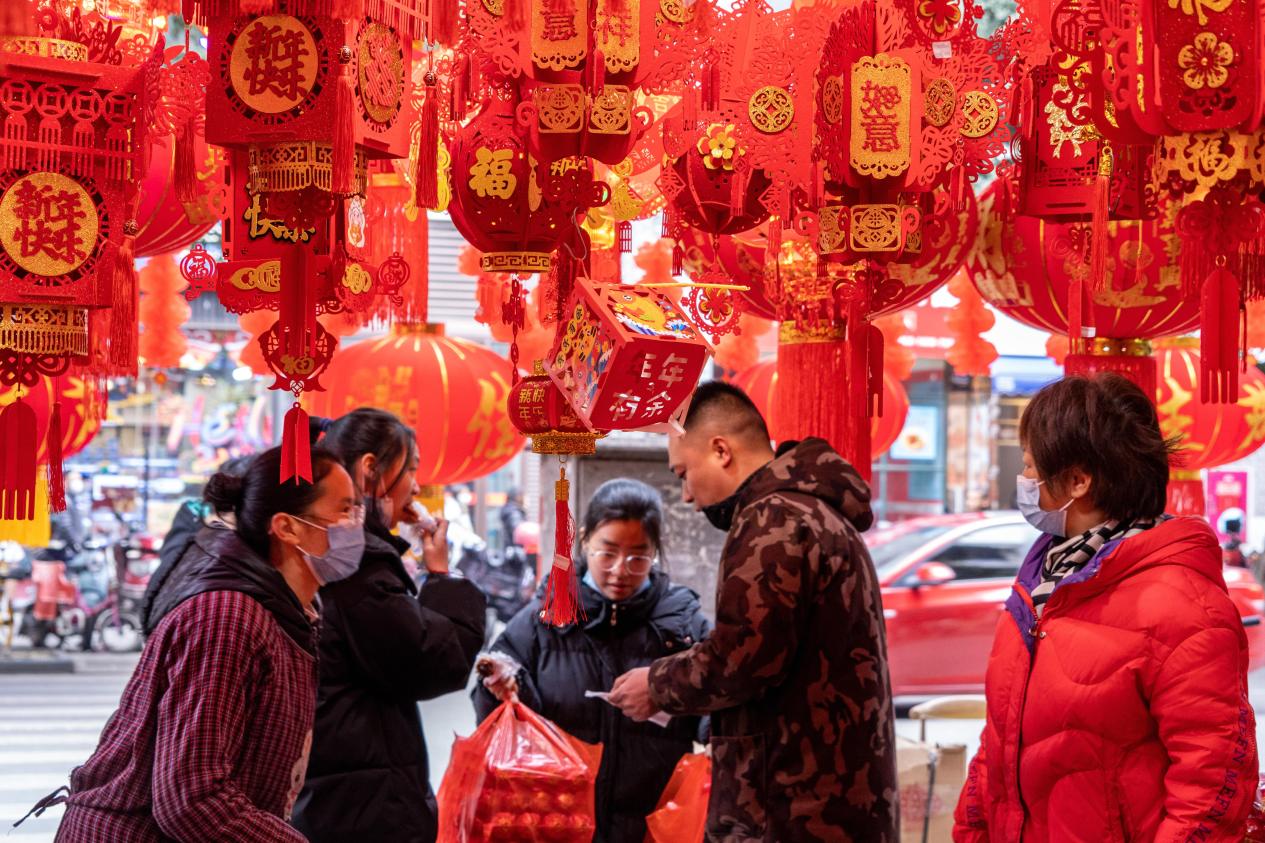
[748,86,795,134]
[924,78,957,127]
[959,91,999,138]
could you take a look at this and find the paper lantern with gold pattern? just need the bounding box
[1155,340,1265,515]
[306,326,524,485]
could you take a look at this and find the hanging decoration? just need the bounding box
[0,8,159,518]
[1155,339,1265,515]
[730,360,910,459]
[945,270,997,377]
[1041,0,1265,402]
[306,324,524,486]
[184,1,420,482]
[138,254,190,368]
[968,177,1200,395]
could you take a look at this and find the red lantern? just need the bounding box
[306,325,523,486]
[730,360,909,458]
[446,94,603,276]
[969,178,1200,393]
[133,133,226,259]
[547,279,711,432]
[1155,340,1265,515]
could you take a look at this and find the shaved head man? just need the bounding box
[610,381,898,842]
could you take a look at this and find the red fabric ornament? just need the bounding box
[138,255,191,369]
[945,271,998,377]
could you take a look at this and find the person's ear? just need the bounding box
[271,512,304,549]
[710,435,734,469]
[1066,467,1093,502]
[355,453,377,494]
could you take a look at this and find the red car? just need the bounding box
[868,512,1265,697]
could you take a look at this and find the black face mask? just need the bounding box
[702,495,739,532]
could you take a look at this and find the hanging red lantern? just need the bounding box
[138,254,190,369]
[133,133,226,259]
[730,360,909,458]
[446,94,605,276]
[969,178,1200,394]
[306,324,524,486]
[1155,340,1265,515]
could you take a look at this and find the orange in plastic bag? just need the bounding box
[644,752,711,843]
[438,699,602,843]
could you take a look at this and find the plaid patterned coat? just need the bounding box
[56,532,319,842]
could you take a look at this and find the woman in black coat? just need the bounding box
[474,478,710,843]
[292,409,486,843]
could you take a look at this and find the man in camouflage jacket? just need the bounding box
[611,382,898,842]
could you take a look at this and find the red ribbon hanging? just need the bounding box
[280,402,314,485]
[540,464,583,627]
[0,399,38,521]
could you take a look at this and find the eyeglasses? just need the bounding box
[588,549,656,576]
[297,505,365,530]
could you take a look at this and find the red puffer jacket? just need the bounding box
[953,516,1258,842]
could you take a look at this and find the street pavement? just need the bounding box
[4,654,1265,841]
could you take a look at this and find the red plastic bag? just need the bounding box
[438,699,602,843]
[1244,774,1265,841]
[644,752,711,843]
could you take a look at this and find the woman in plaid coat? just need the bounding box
[49,445,361,842]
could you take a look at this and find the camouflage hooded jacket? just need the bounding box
[648,437,899,842]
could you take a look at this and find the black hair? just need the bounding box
[1020,373,1178,522]
[580,478,667,565]
[683,380,772,446]
[217,455,254,478]
[321,407,418,528]
[203,445,344,559]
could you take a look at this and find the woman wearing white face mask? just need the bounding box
[954,374,1257,843]
[46,446,358,842]
[292,408,487,843]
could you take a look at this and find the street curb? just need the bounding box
[0,651,76,674]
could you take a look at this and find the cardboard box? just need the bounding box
[897,736,967,843]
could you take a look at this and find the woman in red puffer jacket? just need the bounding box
[954,373,1258,843]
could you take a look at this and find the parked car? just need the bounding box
[869,512,1265,697]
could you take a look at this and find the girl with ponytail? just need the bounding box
[292,407,487,843]
[51,446,359,842]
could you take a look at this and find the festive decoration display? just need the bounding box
[182,1,422,481]
[731,360,910,459]
[1155,339,1265,514]
[0,7,159,517]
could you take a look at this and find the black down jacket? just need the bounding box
[293,528,486,843]
[472,569,710,843]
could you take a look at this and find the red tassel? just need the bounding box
[867,323,883,419]
[280,403,314,484]
[110,239,138,375]
[331,64,357,197]
[415,71,440,210]
[589,49,605,96]
[0,400,38,521]
[1200,267,1241,403]
[504,0,525,32]
[174,119,201,207]
[540,465,582,627]
[46,402,66,513]
[617,220,631,254]
[1088,148,1112,292]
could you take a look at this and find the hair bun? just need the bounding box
[203,471,247,513]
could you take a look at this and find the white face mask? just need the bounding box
[1016,475,1075,536]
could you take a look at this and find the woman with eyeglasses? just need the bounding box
[474,478,711,843]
